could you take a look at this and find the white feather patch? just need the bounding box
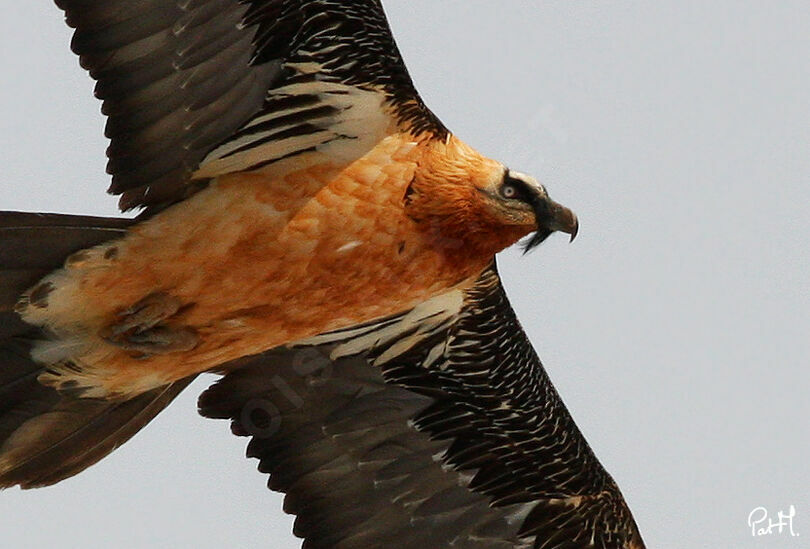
[196,63,391,179]
[296,288,465,366]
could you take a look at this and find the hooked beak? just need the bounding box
[522,195,579,253]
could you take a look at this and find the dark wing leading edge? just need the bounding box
[56,0,446,212]
[199,263,645,549]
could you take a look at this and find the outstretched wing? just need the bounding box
[56,0,446,212]
[200,264,645,549]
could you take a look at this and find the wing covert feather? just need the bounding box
[55,0,446,212]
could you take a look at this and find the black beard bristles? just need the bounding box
[521,230,552,254]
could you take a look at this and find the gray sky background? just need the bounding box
[1,2,809,548]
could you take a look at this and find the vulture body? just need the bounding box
[0,1,645,547]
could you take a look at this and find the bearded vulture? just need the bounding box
[0,2,645,548]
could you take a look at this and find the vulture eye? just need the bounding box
[499,177,528,201]
[501,183,519,199]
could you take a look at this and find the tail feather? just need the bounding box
[0,211,193,489]
[0,372,192,488]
